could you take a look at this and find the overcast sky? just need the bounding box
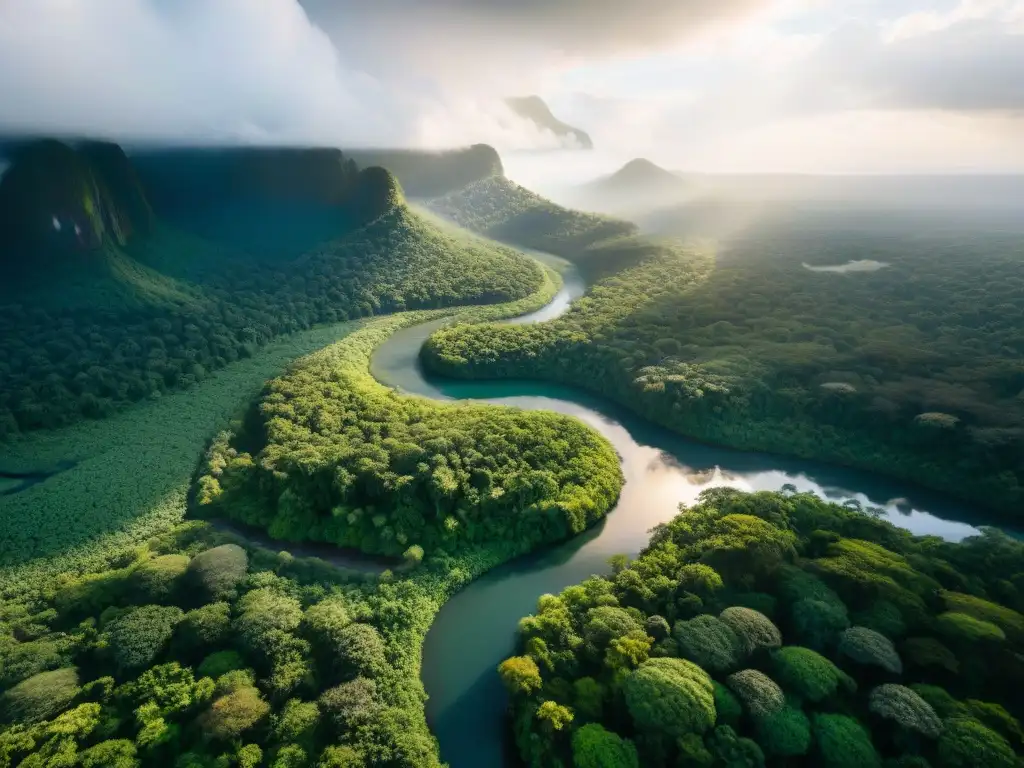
[1,0,1022,173]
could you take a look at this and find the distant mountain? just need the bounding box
[0,139,154,268]
[505,96,593,150]
[346,144,504,198]
[567,158,688,216]
[130,146,398,255]
[0,139,406,305]
[590,158,686,195]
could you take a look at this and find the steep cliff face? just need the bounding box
[0,139,147,271]
[352,166,405,221]
[346,144,504,198]
[505,96,593,149]
[132,147,364,210]
[131,146,389,254]
[0,139,197,308]
[79,141,155,237]
[0,139,405,285]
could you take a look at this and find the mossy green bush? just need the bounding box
[719,606,782,656]
[131,553,190,603]
[499,489,1024,767]
[812,713,881,768]
[624,658,716,738]
[104,605,183,674]
[726,669,786,719]
[772,645,853,703]
[935,611,1006,643]
[868,684,943,739]
[838,626,903,673]
[936,717,1018,768]
[754,704,811,757]
[674,614,743,673]
[186,544,249,603]
[0,667,80,724]
[571,723,640,768]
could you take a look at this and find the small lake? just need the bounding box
[802,259,890,273]
[371,253,993,768]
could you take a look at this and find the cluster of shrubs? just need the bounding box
[498,488,1024,767]
[0,522,442,767]
[194,312,623,559]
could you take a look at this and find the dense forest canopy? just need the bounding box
[0,264,624,768]
[4,128,1024,768]
[425,176,637,281]
[499,487,1024,768]
[0,519,450,768]
[194,302,623,560]
[422,200,1024,517]
[0,139,543,438]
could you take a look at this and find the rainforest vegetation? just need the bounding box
[499,487,1024,768]
[426,176,637,280]
[0,140,542,438]
[5,131,1023,768]
[0,256,624,767]
[0,518,456,768]
[193,299,623,559]
[422,207,1024,516]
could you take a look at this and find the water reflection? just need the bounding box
[371,271,994,768]
[802,259,890,273]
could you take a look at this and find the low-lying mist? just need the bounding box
[504,149,1024,241]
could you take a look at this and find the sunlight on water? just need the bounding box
[802,259,890,273]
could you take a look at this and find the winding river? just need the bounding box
[3,249,1004,767]
[371,252,993,768]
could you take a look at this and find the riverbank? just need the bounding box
[370,263,1006,768]
[0,258,563,595]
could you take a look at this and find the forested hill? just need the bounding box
[345,144,504,198]
[424,175,641,281]
[505,96,594,149]
[0,140,399,273]
[0,139,153,266]
[0,137,544,438]
[571,158,689,215]
[591,158,685,194]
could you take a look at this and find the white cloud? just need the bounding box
[0,0,1020,172]
[544,0,1024,172]
[0,0,584,150]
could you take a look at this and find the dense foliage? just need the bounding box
[0,520,456,767]
[426,176,637,280]
[0,256,626,767]
[0,142,542,438]
[499,488,1024,767]
[194,303,623,558]
[422,204,1024,515]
